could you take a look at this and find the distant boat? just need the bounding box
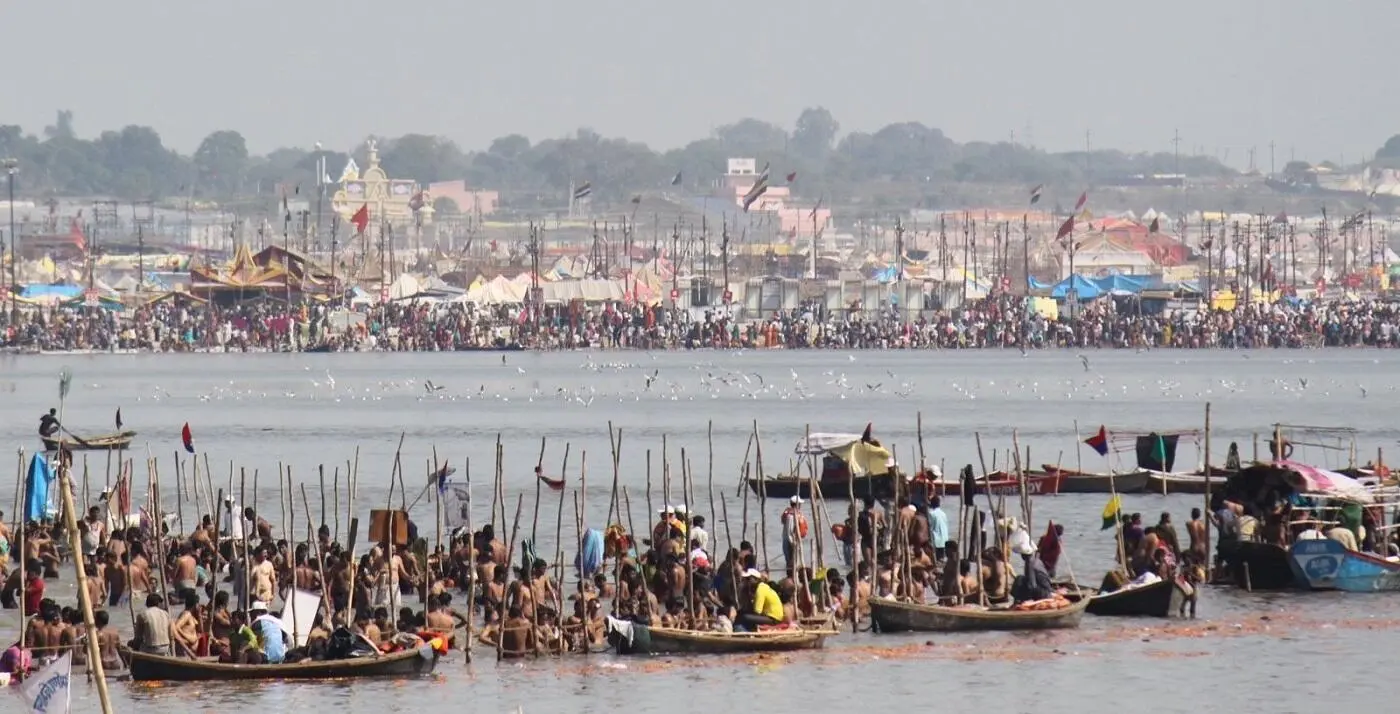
[42,430,136,452]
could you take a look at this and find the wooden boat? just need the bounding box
[609,622,834,656]
[1044,465,1151,494]
[41,430,136,452]
[1141,471,1221,495]
[1289,537,1400,592]
[869,596,1089,633]
[749,429,901,501]
[747,471,899,501]
[1218,540,1297,590]
[127,646,438,682]
[1085,577,1187,617]
[927,471,1064,498]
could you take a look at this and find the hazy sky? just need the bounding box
[8,1,1396,167]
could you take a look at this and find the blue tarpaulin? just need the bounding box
[1050,274,1102,300]
[24,454,54,523]
[1090,274,1147,295]
[20,284,82,300]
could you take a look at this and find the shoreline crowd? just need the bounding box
[3,294,1400,353]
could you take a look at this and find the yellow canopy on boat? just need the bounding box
[832,441,893,476]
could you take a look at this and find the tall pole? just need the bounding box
[5,158,17,323]
[1022,213,1030,295]
[315,145,326,253]
[721,217,730,305]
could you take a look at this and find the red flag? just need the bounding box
[785,171,797,183]
[350,204,369,234]
[1074,191,1088,211]
[1056,215,1075,240]
[181,422,195,454]
[1084,425,1108,456]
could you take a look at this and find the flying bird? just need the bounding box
[1078,354,1090,372]
[644,370,660,390]
[424,381,445,392]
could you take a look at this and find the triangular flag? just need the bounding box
[1149,216,1159,233]
[1029,184,1043,205]
[181,422,195,454]
[115,407,123,431]
[1084,425,1108,456]
[1074,191,1088,211]
[350,204,369,234]
[671,171,683,186]
[1100,494,1122,531]
[1056,215,1075,240]
[785,171,797,183]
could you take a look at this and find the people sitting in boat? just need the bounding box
[1010,542,1053,603]
[736,569,784,631]
[171,589,202,657]
[131,593,173,656]
[1037,524,1064,578]
[249,600,287,664]
[38,409,60,439]
[981,548,1009,604]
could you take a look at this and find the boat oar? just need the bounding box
[59,425,95,448]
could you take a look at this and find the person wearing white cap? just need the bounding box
[780,496,809,572]
[249,600,287,663]
[737,568,783,631]
[1011,540,1054,604]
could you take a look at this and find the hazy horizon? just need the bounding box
[7,1,1396,168]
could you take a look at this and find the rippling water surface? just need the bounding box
[3,348,1400,712]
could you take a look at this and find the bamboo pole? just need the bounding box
[1203,402,1213,582]
[333,467,341,544]
[531,437,547,543]
[498,493,524,662]
[754,422,769,571]
[462,456,474,664]
[57,459,114,714]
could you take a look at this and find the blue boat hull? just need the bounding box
[1289,538,1400,592]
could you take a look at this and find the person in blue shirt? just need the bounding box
[249,602,287,664]
[928,496,950,557]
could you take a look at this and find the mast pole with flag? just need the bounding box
[54,367,115,713]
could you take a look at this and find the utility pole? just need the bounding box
[1269,140,1276,176]
[1202,220,1214,310]
[1022,213,1031,296]
[720,216,731,306]
[670,223,680,308]
[4,158,17,323]
[939,214,948,305]
[894,216,905,282]
[961,214,970,304]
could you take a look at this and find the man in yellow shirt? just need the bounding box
[738,569,784,631]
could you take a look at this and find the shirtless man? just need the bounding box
[172,590,202,657]
[93,610,124,670]
[173,544,199,594]
[499,606,534,658]
[26,605,65,661]
[294,551,321,593]
[106,552,130,607]
[84,554,106,606]
[244,508,274,543]
[128,545,153,602]
[251,548,278,605]
[1187,508,1208,562]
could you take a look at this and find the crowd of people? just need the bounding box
[5,292,1400,353]
[0,449,1217,679]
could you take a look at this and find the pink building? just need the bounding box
[428,181,499,216]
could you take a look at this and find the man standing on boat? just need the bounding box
[37,409,59,439]
[781,497,809,574]
[927,495,949,564]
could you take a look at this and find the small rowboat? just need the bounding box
[1084,577,1188,617]
[869,596,1089,633]
[608,620,835,656]
[42,430,136,452]
[127,646,438,682]
[925,471,1064,498]
[1042,465,1151,494]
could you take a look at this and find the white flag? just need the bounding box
[18,652,71,714]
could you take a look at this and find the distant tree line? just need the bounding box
[0,108,1259,210]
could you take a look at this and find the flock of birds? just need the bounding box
[91,351,1393,410]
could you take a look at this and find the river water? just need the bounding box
[2,348,1399,712]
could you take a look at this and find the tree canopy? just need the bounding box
[0,108,1237,205]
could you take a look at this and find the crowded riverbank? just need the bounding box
[5,294,1400,353]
